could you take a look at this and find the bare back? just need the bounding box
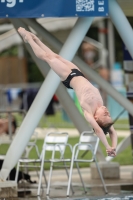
[70,76,103,115]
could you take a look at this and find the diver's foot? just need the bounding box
[18,27,26,36]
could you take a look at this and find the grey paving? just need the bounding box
[16,165,133,200]
[17,194,133,200]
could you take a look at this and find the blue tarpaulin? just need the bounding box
[123,44,133,61]
[0,0,108,18]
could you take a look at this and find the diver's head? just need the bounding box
[94,106,113,134]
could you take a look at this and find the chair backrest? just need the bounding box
[79,130,99,155]
[22,131,40,158]
[42,132,69,157]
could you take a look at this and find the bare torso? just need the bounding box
[70,76,103,115]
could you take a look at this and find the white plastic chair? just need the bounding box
[66,130,108,197]
[15,131,47,185]
[22,131,40,159]
[37,132,73,197]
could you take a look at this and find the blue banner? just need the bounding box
[0,0,108,18]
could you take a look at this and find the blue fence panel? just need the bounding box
[107,88,128,120]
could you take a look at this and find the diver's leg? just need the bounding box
[18,28,71,80]
[18,27,80,71]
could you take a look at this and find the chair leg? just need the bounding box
[75,162,87,193]
[46,161,54,197]
[63,161,74,194]
[43,169,47,187]
[39,169,47,199]
[32,162,45,196]
[20,165,27,196]
[66,149,76,197]
[94,159,108,194]
[37,155,45,196]
[33,162,47,187]
[33,162,40,180]
[15,162,20,183]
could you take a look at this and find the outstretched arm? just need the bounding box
[83,110,111,150]
[84,111,117,157]
[109,126,117,150]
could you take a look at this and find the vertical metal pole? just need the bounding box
[98,20,108,105]
[123,46,133,164]
[98,20,107,67]
[0,17,94,180]
[107,19,115,71]
[109,0,133,59]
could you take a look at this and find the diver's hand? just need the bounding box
[106,147,116,157]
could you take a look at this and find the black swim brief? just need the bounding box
[62,69,85,89]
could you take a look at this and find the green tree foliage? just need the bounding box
[27,60,44,82]
[0,45,18,56]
